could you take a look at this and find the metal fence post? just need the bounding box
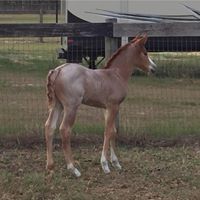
[105,18,120,133]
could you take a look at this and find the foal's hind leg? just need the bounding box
[45,102,62,171]
[101,105,121,173]
[59,105,81,177]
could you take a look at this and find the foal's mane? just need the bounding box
[104,37,139,69]
[104,42,131,69]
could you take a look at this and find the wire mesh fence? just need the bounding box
[0,0,63,23]
[1,35,200,141]
[0,0,60,14]
[0,37,61,137]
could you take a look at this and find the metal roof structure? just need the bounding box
[86,4,200,23]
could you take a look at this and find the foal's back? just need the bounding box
[54,63,126,108]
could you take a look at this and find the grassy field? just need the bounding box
[123,76,200,138]
[1,145,200,200]
[1,37,200,142]
[1,14,200,200]
[0,14,64,24]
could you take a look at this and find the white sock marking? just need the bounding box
[101,152,110,174]
[67,163,81,177]
[110,147,122,170]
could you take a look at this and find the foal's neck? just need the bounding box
[107,47,134,82]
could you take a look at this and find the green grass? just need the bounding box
[131,52,200,78]
[0,38,63,76]
[73,123,104,135]
[0,14,64,23]
[143,119,200,139]
[151,52,200,78]
[119,75,200,138]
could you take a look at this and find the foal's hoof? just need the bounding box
[111,160,122,170]
[101,161,111,174]
[67,164,81,177]
[103,167,111,174]
[46,163,55,171]
[72,168,81,177]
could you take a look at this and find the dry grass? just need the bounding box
[0,146,200,200]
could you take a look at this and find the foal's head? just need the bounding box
[131,34,156,74]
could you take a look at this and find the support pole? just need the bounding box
[105,18,120,133]
[55,0,59,23]
[39,7,44,43]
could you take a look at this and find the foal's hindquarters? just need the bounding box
[45,65,84,177]
[45,65,122,177]
[45,98,81,177]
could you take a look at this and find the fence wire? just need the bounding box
[1,35,200,140]
[0,0,60,14]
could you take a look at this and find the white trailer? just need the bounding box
[58,0,200,68]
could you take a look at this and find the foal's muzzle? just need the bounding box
[150,67,156,74]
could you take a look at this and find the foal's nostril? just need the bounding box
[150,68,156,74]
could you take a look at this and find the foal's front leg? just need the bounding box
[101,105,121,173]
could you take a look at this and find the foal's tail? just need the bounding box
[46,68,61,108]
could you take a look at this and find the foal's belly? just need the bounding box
[82,97,106,108]
[81,90,126,109]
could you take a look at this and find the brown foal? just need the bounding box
[45,34,156,177]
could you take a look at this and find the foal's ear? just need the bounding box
[131,34,142,43]
[134,34,148,46]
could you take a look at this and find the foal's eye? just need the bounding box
[144,52,147,56]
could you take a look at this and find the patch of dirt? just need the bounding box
[0,146,200,200]
[0,133,200,149]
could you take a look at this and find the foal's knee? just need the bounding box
[45,122,56,139]
[59,127,71,144]
[45,117,57,130]
[104,130,116,140]
[111,130,117,139]
[45,120,50,130]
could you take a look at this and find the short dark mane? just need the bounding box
[104,42,132,69]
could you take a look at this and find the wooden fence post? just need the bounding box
[39,8,44,42]
[105,18,120,133]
